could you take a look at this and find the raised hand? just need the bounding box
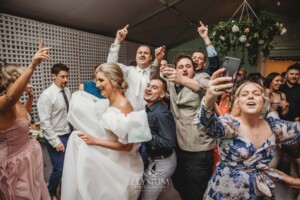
[115,24,129,44]
[198,21,208,39]
[205,68,233,108]
[31,41,51,67]
[155,45,166,61]
[25,84,34,98]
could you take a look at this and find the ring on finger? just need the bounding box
[215,86,219,92]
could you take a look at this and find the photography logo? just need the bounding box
[131,170,170,191]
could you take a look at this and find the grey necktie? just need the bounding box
[61,89,73,132]
[61,89,69,111]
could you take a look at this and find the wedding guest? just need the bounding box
[61,63,152,200]
[0,42,50,200]
[162,21,219,200]
[107,24,165,111]
[37,63,71,200]
[280,63,300,122]
[193,68,300,199]
[140,78,176,199]
[191,22,220,76]
[79,66,104,99]
[264,72,289,118]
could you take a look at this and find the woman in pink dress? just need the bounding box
[0,41,51,200]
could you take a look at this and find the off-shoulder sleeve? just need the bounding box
[102,108,152,144]
[193,98,240,139]
[267,116,300,142]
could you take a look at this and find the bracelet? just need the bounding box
[205,42,213,47]
[203,98,214,113]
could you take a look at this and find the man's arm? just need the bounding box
[150,46,166,79]
[107,25,128,63]
[164,68,209,93]
[37,94,62,148]
[198,21,220,75]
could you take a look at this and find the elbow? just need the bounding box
[123,143,134,152]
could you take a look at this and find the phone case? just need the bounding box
[222,56,241,93]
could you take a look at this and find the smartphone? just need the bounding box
[221,56,241,93]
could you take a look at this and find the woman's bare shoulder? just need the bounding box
[113,97,133,115]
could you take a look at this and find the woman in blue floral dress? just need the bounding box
[193,68,300,200]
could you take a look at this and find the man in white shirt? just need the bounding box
[37,63,71,200]
[107,25,165,111]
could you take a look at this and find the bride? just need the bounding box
[61,63,152,200]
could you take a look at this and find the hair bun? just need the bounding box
[121,81,128,92]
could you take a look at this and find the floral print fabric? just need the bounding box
[193,99,300,200]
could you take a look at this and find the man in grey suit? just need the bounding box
[162,21,219,200]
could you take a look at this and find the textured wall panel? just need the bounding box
[0,13,128,123]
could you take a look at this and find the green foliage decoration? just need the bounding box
[211,14,287,65]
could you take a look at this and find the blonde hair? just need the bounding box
[231,81,269,107]
[0,63,25,96]
[95,63,128,93]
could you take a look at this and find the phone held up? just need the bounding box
[220,56,241,93]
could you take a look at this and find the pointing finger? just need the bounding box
[38,40,44,50]
[199,21,205,27]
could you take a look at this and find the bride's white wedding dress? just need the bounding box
[61,91,151,200]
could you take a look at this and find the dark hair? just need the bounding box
[151,77,167,92]
[173,53,196,70]
[286,63,300,72]
[247,72,265,87]
[51,63,69,75]
[137,44,152,56]
[192,49,207,62]
[264,72,281,89]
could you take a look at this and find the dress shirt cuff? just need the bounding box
[110,43,121,52]
[43,131,62,148]
[207,46,217,57]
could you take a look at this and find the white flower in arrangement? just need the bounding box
[258,40,265,45]
[232,25,240,32]
[220,35,226,41]
[280,27,287,35]
[279,23,284,29]
[245,43,250,47]
[244,27,250,33]
[276,22,280,27]
[212,31,216,37]
[239,35,247,43]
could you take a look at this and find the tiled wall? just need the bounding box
[0,13,127,122]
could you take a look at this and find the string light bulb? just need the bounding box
[277,0,281,6]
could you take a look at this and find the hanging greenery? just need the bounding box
[210,13,287,65]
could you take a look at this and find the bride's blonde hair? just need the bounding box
[95,63,128,93]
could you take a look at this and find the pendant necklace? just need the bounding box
[252,128,259,139]
[252,132,258,139]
